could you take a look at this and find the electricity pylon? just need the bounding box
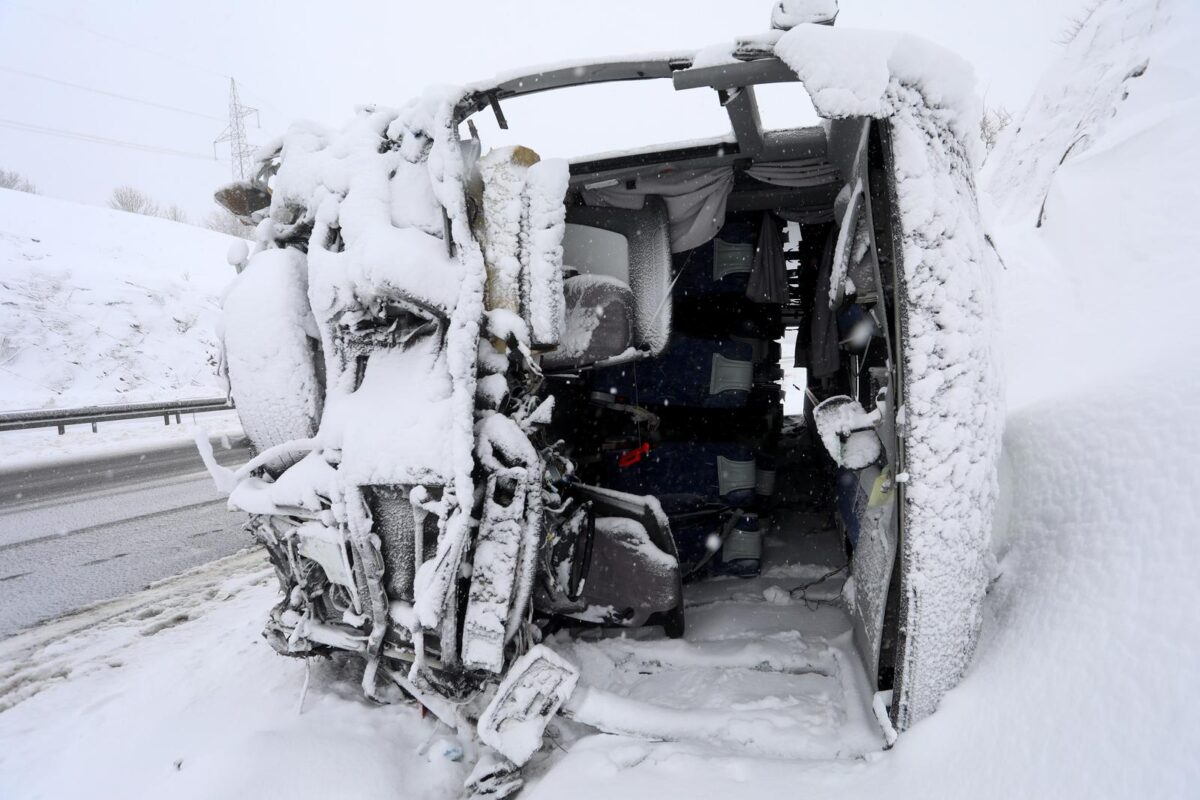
[213,78,260,181]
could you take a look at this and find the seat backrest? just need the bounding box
[564,196,672,358]
[541,273,635,370]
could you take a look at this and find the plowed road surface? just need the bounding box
[0,438,252,637]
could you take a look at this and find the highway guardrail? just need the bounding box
[0,398,234,434]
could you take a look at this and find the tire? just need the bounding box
[662,604,686,639]
[223,247,323,474]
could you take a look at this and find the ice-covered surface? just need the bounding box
[236,92,492,648]
[883,85,1001,726]
[781,19,1001,725]
[523,159,569,347]
[775,22,982,162]
[0,189,237,411]
[221,247,321,469]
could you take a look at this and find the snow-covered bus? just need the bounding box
[209,2,1000,793]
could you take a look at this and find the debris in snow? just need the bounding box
[463,469,528,673]
[226,240,249,269]
[428,737,465,763]
[762,585,793,605]
[477,645,580,765]
[872,689,897,746]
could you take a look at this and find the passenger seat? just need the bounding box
[541,198,672,371]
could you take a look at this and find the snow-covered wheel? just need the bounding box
[222,247,323,474]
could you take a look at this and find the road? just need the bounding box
[0,437,254,637]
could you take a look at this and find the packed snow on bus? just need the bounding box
[205,1,1001,794]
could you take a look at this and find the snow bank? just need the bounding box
[983,0,1184,410]
[0,189,237,410]
[984,0,1160,223]
[0,555,467,800]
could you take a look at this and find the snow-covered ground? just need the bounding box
[0,551,468,799]
[0,189,236,412]
[1,0,1198,797]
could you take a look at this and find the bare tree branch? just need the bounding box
[0,168,38,194]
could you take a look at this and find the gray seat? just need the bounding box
[541,274,634,370]
[542,196,672,372]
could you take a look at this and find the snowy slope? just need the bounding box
[0,189,236,411]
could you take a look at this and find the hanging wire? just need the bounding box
[0,66,223,121]
[0,117,213,161]
[9,2,301,120]
[788,562,849,611]
[11,1,231,80]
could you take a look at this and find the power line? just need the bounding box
[10,1,300,120]
[12,1,230,80]
[0,65,223,121]
[0,117,214,161]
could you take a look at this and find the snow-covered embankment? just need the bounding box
[0,189,236,411]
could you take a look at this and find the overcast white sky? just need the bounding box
[0,0,1082,220]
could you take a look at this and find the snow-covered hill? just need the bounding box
[0,189,236,411]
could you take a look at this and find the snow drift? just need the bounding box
[531,0,1200,795]
[0,189,237,410]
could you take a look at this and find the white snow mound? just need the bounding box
[0,189,238,410]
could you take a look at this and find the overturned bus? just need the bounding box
[207,2,1001,794]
